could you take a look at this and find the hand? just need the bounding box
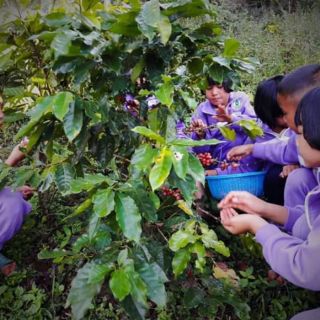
[213,105,232,123]
[226,144,254,161]
[279,164,299,178]
[5,137,29,167]
[205,169,217,176]
[218,191,267,216]
[220,208,267,235]
[16,185,36,200]
[190,119,207,138]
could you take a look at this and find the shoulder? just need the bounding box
[230,91,251,103]
[229,91,251,111]
[195,100,215,115]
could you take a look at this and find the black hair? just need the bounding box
[295,87,320,150]
[278,64,320,96]
[254,75,284,129]
[207,76,233,93]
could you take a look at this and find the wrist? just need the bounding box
[250,216,268,234]
[247,144,254,154]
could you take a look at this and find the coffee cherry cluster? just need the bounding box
[197,153,216,167]
[161,186,183,201]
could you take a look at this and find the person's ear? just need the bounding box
[297,125,303,134]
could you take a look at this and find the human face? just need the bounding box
[296,130,320,168]
[277,93,303,132]
[206,85,229,107]
[274,115,288,132]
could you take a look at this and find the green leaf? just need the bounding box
[125,266,148,306]
[66,261,106,320]
[218,126,236,141]
[130,144,158,170]
[208,64,227,84]
[38,249,69,260]
[54,163,75,194]
[138,262,168,307]
[172,248,191,277]
[165,114,177,143]
[169,229,197,252]
[201,229,218,248]
[43,12,72,27]
[111,12,140,36]
[141,0,160,27]
[169,138,222,147]
[170,146,189,180]
[149,148,172,190]
[121,295,146,320]
[132,126,165,144]
[115,193,142,243]
[168,171,197,202]
[69,174,113,194]
[238,119,264,139]
[187,57,204,75]
[183,287,205,309]
[177,200,193,216]
[109,269,131,301]
[187,153,205,185]
[157,14,171,45]
[125,183,158,222]
[63,101,83,142]
[3,86,24,97]
[52,91,74,121]
[131,59,145,83]
[51,32,73,59]
[223,38,240,58]
[155,82,174,108]
[212,56,231,69]
[26,96,54,124]
[93,188,115,217]
[82,0,100,11]
[117,249,128,266]
[180,90,198,110]
[189,242,206,272]
[211,240,230,257]
[161,0,213,18]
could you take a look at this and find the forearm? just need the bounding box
[5,146,26,167]
[260,202,289,225]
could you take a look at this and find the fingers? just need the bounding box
[227,147,243,161]
[220,208,235,225]
[280,165,299,178]
[205,169,217,176]
[20,136,29,147]
[218,191,246,208]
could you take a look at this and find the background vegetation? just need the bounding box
[1,1,320,319]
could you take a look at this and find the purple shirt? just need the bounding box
[0,188,32,249]
[256,168,320,291]
[190,92,265,174]
[252,132,299,165]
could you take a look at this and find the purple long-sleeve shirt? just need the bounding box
[252,132,299,165]
[189,92,266,174]
[0,188,32,250]
[256,168,320,291]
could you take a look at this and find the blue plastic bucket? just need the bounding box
[206,171,266,200]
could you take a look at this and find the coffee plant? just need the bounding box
[0,0,263,319]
